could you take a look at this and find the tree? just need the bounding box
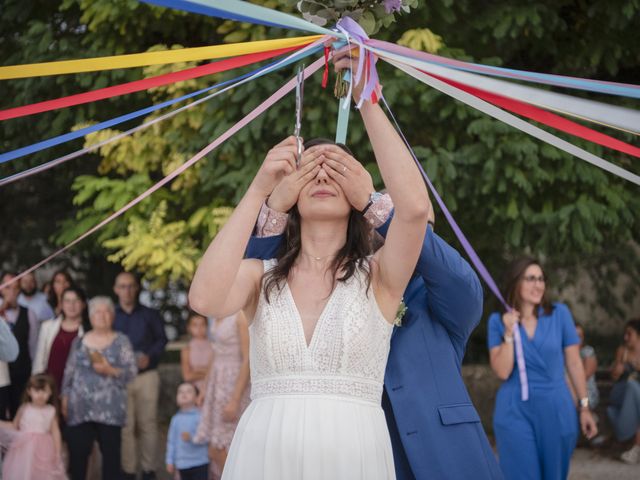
[2,1,638,349]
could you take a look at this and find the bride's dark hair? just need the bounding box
[263,138,373,302]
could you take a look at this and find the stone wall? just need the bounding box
[157,362,502,433]
[461,364,501,435]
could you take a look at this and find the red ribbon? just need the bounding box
[428,72,640,159]
[0,45,305,121]
[321,46,330,89]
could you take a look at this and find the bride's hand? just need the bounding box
[332,46,368,102]
[319,145,374,212]
[250,136,300,198]
[267,147,323,212]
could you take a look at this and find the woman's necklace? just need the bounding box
[300,251,338,262]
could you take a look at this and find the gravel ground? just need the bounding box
[154,447,638,480]
[569,448,639,480]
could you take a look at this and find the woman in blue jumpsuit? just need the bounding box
[487,257,597,479]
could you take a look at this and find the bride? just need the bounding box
[189,50,431,480]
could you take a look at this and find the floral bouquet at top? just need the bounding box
[282,0,419,35]
[282,1,419,98]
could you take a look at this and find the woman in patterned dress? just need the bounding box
[61,296,137,480]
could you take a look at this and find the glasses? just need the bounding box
[522,275,545,284]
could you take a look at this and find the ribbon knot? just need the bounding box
[335,16,382,107]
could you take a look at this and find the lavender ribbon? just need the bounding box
[380,95,529,401]
[335,16,381,106]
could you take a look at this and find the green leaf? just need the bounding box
[358,11,376,35]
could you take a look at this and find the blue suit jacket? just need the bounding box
[246,217,503,480]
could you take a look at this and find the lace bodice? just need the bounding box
[249,259,393,404]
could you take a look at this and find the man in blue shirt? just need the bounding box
[114,272,168,480]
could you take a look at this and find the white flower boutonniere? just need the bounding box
[394,299,407,327]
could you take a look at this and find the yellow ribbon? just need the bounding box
[0,35,322,80]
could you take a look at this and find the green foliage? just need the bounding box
[397,28,443,53]
[283,0,420,34]
[1,0,639,328]
[103,200,199,287]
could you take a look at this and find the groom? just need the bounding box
[245,142,503,479]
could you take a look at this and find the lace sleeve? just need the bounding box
[363,194,393,229]
[256,202,288,237]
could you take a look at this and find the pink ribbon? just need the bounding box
[0,57,325,290]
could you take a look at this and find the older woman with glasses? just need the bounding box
[487,257,597,480]
[61,296,137,480]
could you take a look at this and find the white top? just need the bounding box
[250,259,393,405]
[32,316,84,375]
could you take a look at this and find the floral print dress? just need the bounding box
[62,332,137,427]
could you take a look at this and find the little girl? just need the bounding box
[181,312,213,394]
[0,373,66,480]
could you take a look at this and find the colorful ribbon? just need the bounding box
[0,41,324,165]
[430,73,640,158]
[0,57,325,291]
[0,35,320,80]
[0,64,268,186]
[335,17,381,107]
[368,43,640,135]
[383,58,640,186]
[0,46,304,121]
[369,39,640,99]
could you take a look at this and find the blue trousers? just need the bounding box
[493,386,578,480]
[608,379,640,441]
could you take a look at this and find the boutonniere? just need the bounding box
[394,299,407,327]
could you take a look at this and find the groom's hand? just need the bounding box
[320,145,374,212]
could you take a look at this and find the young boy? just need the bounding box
[166,383,210,480]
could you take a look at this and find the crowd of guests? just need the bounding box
[0,269,250,480]
[0,261,638,480]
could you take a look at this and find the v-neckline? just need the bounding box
[521,316,540,342]
[284,280,341,349]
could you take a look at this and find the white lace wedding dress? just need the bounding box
[222,259,396,480]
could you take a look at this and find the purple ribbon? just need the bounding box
[335,17,381,106]
[380,95,529,401]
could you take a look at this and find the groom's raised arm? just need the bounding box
[245,203,286,259]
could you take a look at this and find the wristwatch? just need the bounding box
[579,397,590,409]
[360,191,384,215]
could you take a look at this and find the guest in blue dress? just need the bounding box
[487,257,597,480]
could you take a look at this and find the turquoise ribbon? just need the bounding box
[335,71,351,144]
